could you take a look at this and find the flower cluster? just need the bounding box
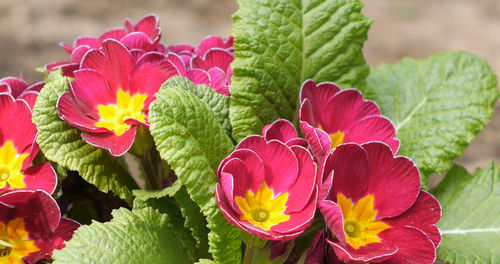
[216,80,441,263]
[53,15,234,156]
[0,77,79,263]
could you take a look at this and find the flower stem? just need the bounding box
[243,246,258,264]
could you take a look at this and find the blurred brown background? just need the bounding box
[1,0,499,173]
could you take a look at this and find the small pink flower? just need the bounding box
[0,190,80,263]
[215,124,318,240]
[57,39,179,156]
[0,94,56,194]
[319,142,441,264]
[299,80,399,163]
[0,76,43,110]
[46,14,165,77]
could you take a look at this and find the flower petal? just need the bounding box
[262,119,299,144]
[0,94,36,154]
[12,163,57,195]
[81,127,136,157]
[378,226,436,264]
[57,91,104,132]
[327,238,397,264]
[362,142,421,219]
[344,116,400,154]
[286,146,316,212]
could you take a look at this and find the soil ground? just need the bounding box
[1,0,499,174]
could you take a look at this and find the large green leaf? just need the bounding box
[53,208,193,264]
[365,51,498,182]
[162,76,232,136]
[32,71,137,203]
[230,0,372,141]
[149,87,241,263]
[432,163,500,264]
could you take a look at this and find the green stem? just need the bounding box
[138,149,163,190]
[243,246,258,264]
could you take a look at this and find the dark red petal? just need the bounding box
[319,200,347,245]
[262,119,299,143]
[384,191,442,247]
[379,226,436,264]
[286,146,316,212]
[237,136,298,195]
[300,121,330,163]
[187,69,211,86]
[344,116,400,154]
[57,91,104,132]
[299,80,340,112]
[362,142,421,219]
[0,190,61,237]
[18,91,38,110]
[0,94,36,154]
[320,89,380,133]
[327,239,397,264]
[120,32,157,52]
[81,128,136,157]
[12,163,57,194]
[0,77,27,98]
[327,144,370,202]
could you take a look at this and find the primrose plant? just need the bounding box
[0,0,498,263]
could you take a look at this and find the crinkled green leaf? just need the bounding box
[132,179,183,200]
[230,0,372,141]
[149,87,241,263]
[365,51,498,183]
[432,163,500,264]
[32,70,137,203]
[53,208,193,264]
[163,76,232,136]
[133,196,200,261]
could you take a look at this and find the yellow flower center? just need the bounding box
[337,193,390,249]
[0,141,28,190]
[317,125,344,149]
[0,218,39,263]
[235,182,290,231]
[94,89,147,136]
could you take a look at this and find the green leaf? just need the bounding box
[32,70,137,203]
[53,208,193,264]
[149,87,241,263]
[133,196,200,261]
[432,163,500,264]
[132,179,183,200]
[365,51,498,182]
[163,76,232,136]
[230,0,372,141]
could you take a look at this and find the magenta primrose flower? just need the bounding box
[168,35,234,96]
[0,77,43,110]
[46,14,165,77]
[299,80,399,163]
[0,94,56,194]
[57,39,180,156]
[215,120,318,240]
[0,190,80,263]
[319,142,441,264]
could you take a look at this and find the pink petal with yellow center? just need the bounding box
[70,69,116,109]
[271,188,317,237]
[362,142,420,219]
[383,191,442,247]
[5,163,57,195]
[81,128,136,157]
[0,94,36,156]
[237,136,298,195]
[57,91,105,132]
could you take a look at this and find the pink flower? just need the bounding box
[318,142,441,264]
[215,122,318,240]
[46,14,165,77]
[167,35,234,96]
[0,94,56,194]
[299,80,399,163]
[0,190,80,263]
[57,39,180,156]
[0,77,43,110]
